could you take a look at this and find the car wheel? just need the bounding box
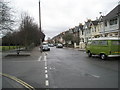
[88,51,92,57]
[100,54,107,60]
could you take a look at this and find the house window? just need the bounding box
[109,18,117,25]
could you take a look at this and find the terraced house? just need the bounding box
[99,3,120,37]
[52,2,120,49]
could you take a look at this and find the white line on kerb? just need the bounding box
[45,80,49,86]
[45,74,48,78]
[45,70,48,73]
[38,56,42,61]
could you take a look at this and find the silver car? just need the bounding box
[56,43,63,48]
[42,44,50,51]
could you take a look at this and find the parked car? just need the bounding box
[56,43,63,48]
[86,37,120,60]
[42,44,50,51]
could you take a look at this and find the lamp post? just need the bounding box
[39,0,41,32]
[39,0,42,52]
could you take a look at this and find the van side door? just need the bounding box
[99,40,108,55]
[91,40,99,54]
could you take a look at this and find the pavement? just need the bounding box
[2,47,36,58]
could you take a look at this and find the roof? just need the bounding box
[103,4,120,20]
[88,37,120,41]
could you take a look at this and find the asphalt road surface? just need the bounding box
[2,47,118,89]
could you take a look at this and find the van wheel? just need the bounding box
[88,52,92,57]
[100,54,107,60]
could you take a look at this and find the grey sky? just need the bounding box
[10,0,119,39]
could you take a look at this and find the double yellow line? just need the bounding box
[0,73,35,90]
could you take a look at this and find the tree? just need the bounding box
[63,33,73,47]
[2,12,45,50]
[63,33,73,42]
[73,36,80,45]
[0,0,14,34]
[19,13,45,49]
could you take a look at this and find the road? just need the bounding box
[2,47,118,89]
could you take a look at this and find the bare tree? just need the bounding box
[0,0,14,35]
[2,12,45,50]
[19,13,45,49]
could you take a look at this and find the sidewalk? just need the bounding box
[2,48,32,58]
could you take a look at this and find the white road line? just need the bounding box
[45,74,48,79]
[45,67,47,70]
[45,70,48,73]
[44,53,49,87]
[44,56,47,61]
[45,80,49,86]
[45,62,47,67]
[45,52,48,55]
[91,75,100,78]
[38,56,42,61]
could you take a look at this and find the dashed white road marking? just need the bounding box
[91,75,100,78]
[45,80,49,86]
[43,52,50,87]
[44,56,47,61]
[45,62,47,67]
[45,67,47,70]
[45,70,48,73]
[45,74,48,79]
[38,56,42,61]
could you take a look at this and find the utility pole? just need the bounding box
[39,0,42,52]
[39,0,41,32]
[118,1,120,37]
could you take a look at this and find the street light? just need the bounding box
[39,0,43,52]
[39,0,41,32]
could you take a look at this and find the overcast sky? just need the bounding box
[9,0,119,39]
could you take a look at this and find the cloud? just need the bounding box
[10,0,119,39]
